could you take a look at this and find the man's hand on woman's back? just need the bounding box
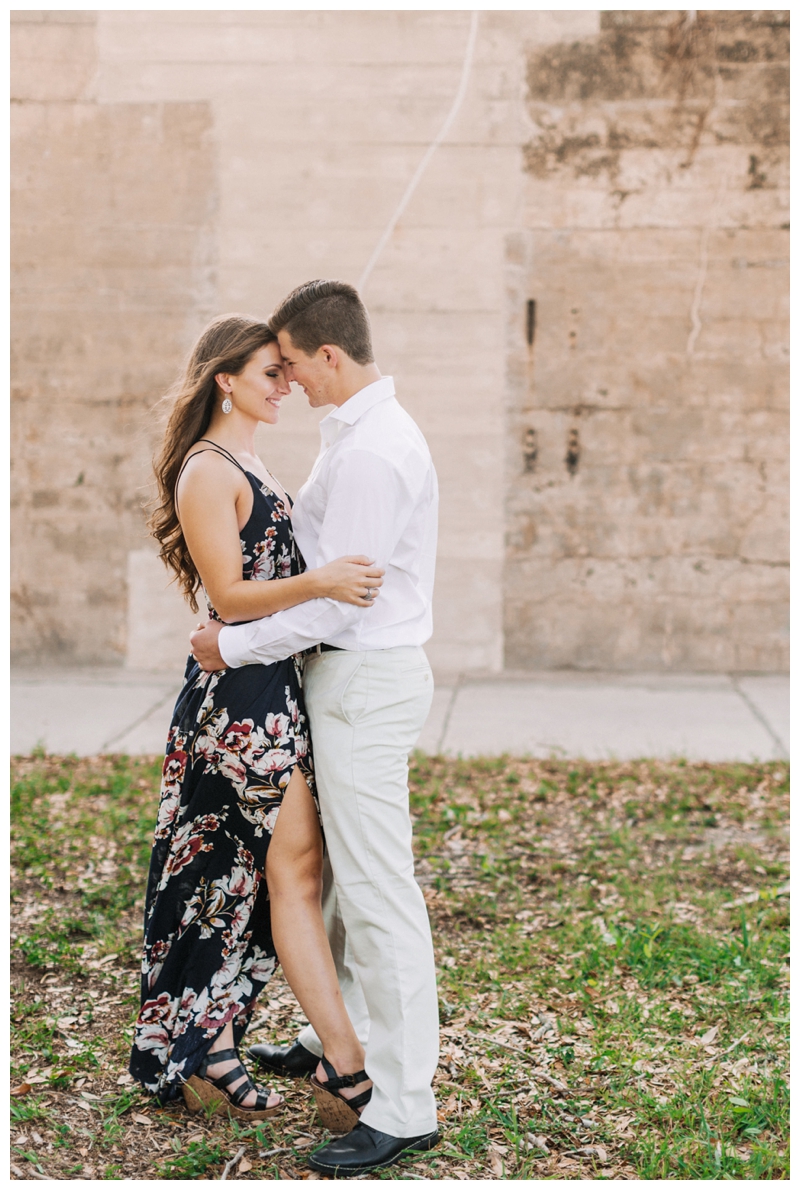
[190,619,226,671]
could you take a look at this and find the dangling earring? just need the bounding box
[222,396,233,414]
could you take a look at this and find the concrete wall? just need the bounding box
[11,10,216,665]
[505,10,788,671]
[12,10,787,675]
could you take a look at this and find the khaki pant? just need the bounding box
[297,646,439,1137]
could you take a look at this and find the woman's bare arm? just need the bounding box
[176,452,382,623]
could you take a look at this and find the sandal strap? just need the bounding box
[199,1048,272,1110]
[228,1074,258,1106]
[200,1047,239,1072]
[346,1086,373,1111]
[319,1055,369,1090]
[214,1064,251,1092]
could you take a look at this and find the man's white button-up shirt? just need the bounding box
[218,376,439,667]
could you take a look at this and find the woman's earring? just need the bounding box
[222,397,233,414]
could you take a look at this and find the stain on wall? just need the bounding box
[505,10,788,671]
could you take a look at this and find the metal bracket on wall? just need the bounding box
[526,299,537,347]
[523,428,538,472]
[565,427,580,475]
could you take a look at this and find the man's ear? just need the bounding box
[320,345,339,369]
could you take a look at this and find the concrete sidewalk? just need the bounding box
[12,666,788,762]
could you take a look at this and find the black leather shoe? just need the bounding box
[246,1040,319,1078]
[307,1121,439,1177]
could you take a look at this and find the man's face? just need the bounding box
[277,330,332,408]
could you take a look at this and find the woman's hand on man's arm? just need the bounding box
[311,556,384,605]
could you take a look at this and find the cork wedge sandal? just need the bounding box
[183,1047,282,1121]
[310,1056,373,1132]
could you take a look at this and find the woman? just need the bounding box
[129,314,377,1124]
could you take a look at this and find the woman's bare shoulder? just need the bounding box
[177,446,245,501]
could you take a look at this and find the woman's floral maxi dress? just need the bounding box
[129,443,315,1102]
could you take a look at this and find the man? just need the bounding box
[190,279,440,1177]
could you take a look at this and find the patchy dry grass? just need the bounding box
[10,753,789,1180]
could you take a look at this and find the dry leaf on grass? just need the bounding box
[11,1083,32,1097]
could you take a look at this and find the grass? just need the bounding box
[10,752,789,1180]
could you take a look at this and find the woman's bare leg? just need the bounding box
[267,766,370,1102]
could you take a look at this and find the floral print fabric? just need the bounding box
[129,459,315,1100]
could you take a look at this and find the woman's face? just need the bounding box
[224,342,290,425]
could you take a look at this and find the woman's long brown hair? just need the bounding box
[149,314,277,612]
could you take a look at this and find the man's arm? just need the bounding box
[214,449,416,668]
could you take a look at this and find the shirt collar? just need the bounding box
[325,376,395,427]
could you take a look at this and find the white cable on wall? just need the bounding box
[358,10,481,294]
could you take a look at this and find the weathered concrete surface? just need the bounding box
[11,668,183,756]
[11,11,787,675]
[429,672,788,762]
[11,10,216,664]
[13,9,593,674]
[505,10,788,671]
[11,666,788,763]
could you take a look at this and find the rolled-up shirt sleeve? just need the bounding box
[218,449,415,667]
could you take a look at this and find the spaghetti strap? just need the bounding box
[175,440,248,516]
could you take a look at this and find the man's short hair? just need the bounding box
[269,279,374,365]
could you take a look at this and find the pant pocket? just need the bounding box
[339,656,369,726]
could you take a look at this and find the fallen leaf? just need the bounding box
[699,1025,719,1046]
[116,1073,134,1086]
[490,1151,504,1177]
[131,1112,151,1125]
[11,1083,32,1097]
[239,1157,253,1173]
[294,1138,315,1148]
[567,1146,607,1160]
